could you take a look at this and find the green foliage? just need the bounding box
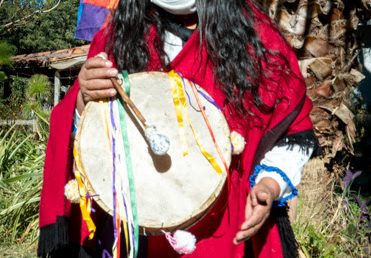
[1,74,52,121]
[0,41,16,66]
[26,74,51,100]
[0,122,48,246]
[0,41,16,87]
[0,0,86,54]
[23,74,52,119]
[0,76,28,120]
[294,224,337,258]
[0,71,6,81]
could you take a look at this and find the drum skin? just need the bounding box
[75,72,231,234]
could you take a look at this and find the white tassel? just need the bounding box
[64,179,80,204]
[163,230,196,254]
[230,131,246,155]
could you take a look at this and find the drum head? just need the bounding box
[75,72,231,234]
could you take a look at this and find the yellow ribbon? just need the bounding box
[122,219,129,256]
[187,119,223,174]
[73,146,96,239]
[70,101,111,240]
[169,71,223,174]
[169,70,189,156]
[102,101,112,152]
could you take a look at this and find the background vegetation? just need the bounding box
[0,0,85,54]
[0,1,80,255]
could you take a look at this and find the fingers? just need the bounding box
[233,215,267,244]
[80,54,117,81]
[252,182,273,205]
[244,203,269,229]
[96,52,108,60]
[83,52,111,70]
[83,57,112,70]
[79,72,118,102]
[243,188,272,228]
[243,195,253,229]
[240,191,254,231]
[233,184,275,244]
[78,52,119,103]
[81,88,117,103]
[251,187,258,206]
[234,204,270,244]
[81,68,118,82]
[255,190,270,204]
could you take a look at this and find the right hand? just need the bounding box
[77,52,118,108]
[233,177,279,244]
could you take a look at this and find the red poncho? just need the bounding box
[38,6,313,258]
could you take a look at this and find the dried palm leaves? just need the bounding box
[261,0,370,159]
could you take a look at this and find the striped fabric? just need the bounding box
[75,0,118,41]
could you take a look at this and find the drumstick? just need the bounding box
[110,77,148,128]
[110,77,170,156]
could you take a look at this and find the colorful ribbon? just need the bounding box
[118,97,139,258]
[169,70,189,156]
[188,80,230,175]
[121,70,131,96]
[72,146,96,239]
[169,70,223,174]
[105,69,140,258]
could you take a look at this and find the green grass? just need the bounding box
[0,123,46,255]
[0,242,37,258]
[293,159,370,258]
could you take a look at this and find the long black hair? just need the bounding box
[108,0,277,114]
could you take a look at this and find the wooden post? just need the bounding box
[0,119,35,126]
[54,70,61,106]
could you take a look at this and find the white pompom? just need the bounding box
[230,131,246,155]
[64,179,80,204]
[164,230,196,254]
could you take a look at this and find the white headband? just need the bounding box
[151,0,196,15]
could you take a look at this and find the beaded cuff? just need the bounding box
[250,164,298,207]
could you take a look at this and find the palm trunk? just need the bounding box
[261,0,370,161]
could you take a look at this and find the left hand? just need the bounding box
[233,177,280,244]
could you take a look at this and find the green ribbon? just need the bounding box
[117,70,138,257]
[121,70,130,97]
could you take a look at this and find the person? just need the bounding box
[38,0,319,257]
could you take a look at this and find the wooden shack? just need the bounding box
[10,45,89,106]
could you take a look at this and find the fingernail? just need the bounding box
[241,221,251,229]
[110,89,117,96]
[235,236,249,244]
[241,225,250,230]
[105,60,113,67]
[108,69,118,76]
